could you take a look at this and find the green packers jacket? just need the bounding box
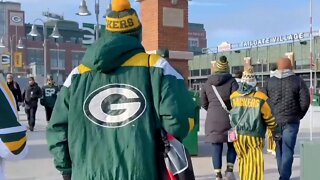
[46,33,195,180]
[230,84,277,138]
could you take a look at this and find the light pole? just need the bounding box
[76,0,101,41]
[309,0,314,141]
[56,42,60,84]
[103,0,112,18]
[28,19,61,84]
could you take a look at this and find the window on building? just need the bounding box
[50,50,65,69]
[269,63,277,71]
[190,69,200,77]
[252,64,261,72]
[27,48,44,76]
[201,69,210,76]
[51,71,64,85]
[232,66,244,74]
[72,52,85,68]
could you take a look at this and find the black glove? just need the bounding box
[62,175,71,180]
[272,125,282,141]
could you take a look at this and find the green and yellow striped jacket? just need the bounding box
[0,75,27,179]
[230,90,277,138]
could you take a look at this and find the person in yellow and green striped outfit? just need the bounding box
[0,72,28,180]
[229,67,277,180]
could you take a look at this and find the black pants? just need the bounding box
[25,106,37,128]
[45,107,54,122]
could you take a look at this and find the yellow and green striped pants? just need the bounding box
[234,135,265,180]
[267,129,276,153]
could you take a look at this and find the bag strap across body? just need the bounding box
[211,85,229,113]
[211,85,244,128]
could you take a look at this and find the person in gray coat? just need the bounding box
[201,56,239,180]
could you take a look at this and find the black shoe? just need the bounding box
[216,172,223,179]
[29,127,34,131]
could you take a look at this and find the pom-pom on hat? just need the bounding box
[212,56,230,73]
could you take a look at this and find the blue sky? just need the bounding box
[14,0,320,48]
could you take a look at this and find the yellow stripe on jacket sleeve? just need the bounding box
[5,136,27,152]
[188,118,195,132]
[121,53,162,67]
[78,64,92,74]
[121,53,149,67]
[149,54,162,67]
[261,101,277,129]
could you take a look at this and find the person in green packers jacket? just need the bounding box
[0,73,28,180]
[40,75,59,122]
[229,67,277,180]
[46,0,195,180]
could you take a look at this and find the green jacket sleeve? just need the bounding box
[0,80,28,160]
[150,56,195,140]
[46,86,72,175]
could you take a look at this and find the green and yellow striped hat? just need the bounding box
[213,56,230,73]
[106,0,142,38]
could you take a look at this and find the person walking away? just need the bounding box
[201,56,238,180]
[40,75,59,122]
[46,0,195,179]
[230,67,277,180]
[0,72,28,180]
[23,77,42,131]
[6,73,22,111]
[263,57,310,180]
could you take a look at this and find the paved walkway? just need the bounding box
[5,106,317,179]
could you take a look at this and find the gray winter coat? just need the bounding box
[201,73,238,143]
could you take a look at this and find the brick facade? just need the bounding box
[140,0,190,79]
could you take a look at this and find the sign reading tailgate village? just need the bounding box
[84,84,146,128]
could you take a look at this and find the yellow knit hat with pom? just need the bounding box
[106,0,142,37]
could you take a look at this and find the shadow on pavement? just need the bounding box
[24,144,53,160]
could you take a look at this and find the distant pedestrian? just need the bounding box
[230,67,277,180]
[0,73,28,180]
[23,77,42,131]
[201,56,238,180]
[234,70,242,85]
[6,73,22,111]
[40,75,59,122]
[263,57,310,180]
